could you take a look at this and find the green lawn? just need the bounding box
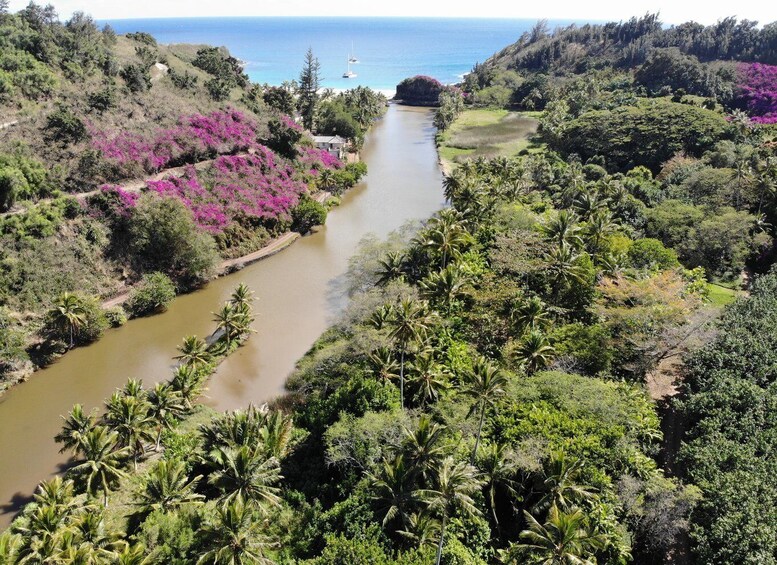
[706,283,739,307]
[437,108,540,172]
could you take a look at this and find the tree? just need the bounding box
[213,302,251,348]
[136,458,203,515]
[171,364,205,409]
[298,47,321,131]
[206,446,282,511]
[125,272,176,317]
[69,426,130,506]
[147,383,185,450]
[197,495,275,565]
[513,330,556,374]
[535,452,597,513]
[129,194,218,286]
[369,454,418,529]
[505,505,604,564]
[175,336,211,368]
[368,346,399,387]
[104,392,155,470]
[48,292,86,348]
[401,415,447,481]
[407,350,449,406]
[420,456,484,565]
[55,404,97,457]
[0,1,10,15]
[461,356,508,463]
[387,299,433,409]
[478,443,520,536]
[419,264,467,314]
[511,296,551,334]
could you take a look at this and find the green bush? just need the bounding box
[0,166,26,211]
[104,305,127,327]
[120,63,151,92]
[43,292,108,347]
[128,194,219,286]
[292,197,327,234]
[125,272,176,317]
[46,106,88,143]
[627,238,680,270]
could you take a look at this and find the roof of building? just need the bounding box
[312,135,347,145]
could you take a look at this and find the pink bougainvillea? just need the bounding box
[298,146,343,171]
[735,63,777,124]
[91,109,260,176]
[146,147,309,234]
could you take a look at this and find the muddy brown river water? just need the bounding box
[0,105,445,527]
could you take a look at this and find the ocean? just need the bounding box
[103,17,582,93]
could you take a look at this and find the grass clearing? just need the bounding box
[706,283,739,307]
[437,108,539,172]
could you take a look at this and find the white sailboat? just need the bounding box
[348,41,359,64]
[342,56,357,78]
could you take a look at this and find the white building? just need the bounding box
[312,135,347,159]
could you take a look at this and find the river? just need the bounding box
[0,105,444,527]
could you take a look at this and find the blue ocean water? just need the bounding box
[104,17,581,92]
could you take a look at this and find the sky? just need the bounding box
[6,0,777,26]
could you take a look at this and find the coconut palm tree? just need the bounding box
[369,454,418,529]
[369,303,395,330]
[419,264,467,314]
[0,531,20,564]
[33,476,77,514]
[55,404,98,457]
[213,302,252,347]
[461,356,508,464]
[171,364,206,409]
[422,219,471,269]
[175,335,211,368]
[397,510,441,549]
[230,282,255,312]
[505,505,605,564]
[121,378,146,400]
[511,296,551,334]
[513,330,556,375]
[49,292,86,348]
[201,405,268,453]
[573,191,609,221]
[104,392,155,470]
[401,415,447,482]
[258,410,294,460]
[376,251,406,286]
[584,209,618,258]
[369,346,400,387]
[387,299,433,409]
[541,210,583,250]
[535,452,597,514]
[69,426,129,506]
[407,351,449,407]
[477,442,520,536]
[69,509,125,560]
[115,543,150,565]
[420,456,484,565]
[147,383,186,450]
[197,495,275,565]
[135,458,204,515]
[14,502,70,563]
[206,446,282,512]
[544,243,587,297]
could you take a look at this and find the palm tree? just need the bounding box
[422,219,471,269]
[583,209,618,258]
[376,251,406,286]
[573,191,608,221]
[420,456,484,565]
[513,330,556,375]
[171,364,206,409]
[419,264,467,314]
[535,452,597,514]
[121,378,146,400]
[505,505,604,565]
[135,458,204,515]
[369,303,395,330]
[397,510,441,549]
[175,335,211,367]
[369,346,400,387]
[258,410,294,460]
[511,296,551,334]
[387,299,433,409]
[461,356,508,464]
[230,282,255,312]
[206,446,282,512]
[477,442,520,536]
[201,405,268,452]
[544,243,587,297]
[197,495,275,565]
[69,426,130,506]
[104,392,155,470]
[407,351,448,407]
[213,302,251,347]
[49,292,86,348]
[401,415,447,481]
[115,543,150,565]
[33,476,77,513]
[0,531,20,564]
[147,383,186,450]
[69,509,125,560]
[541,210,583,249]
[55,404,98,457]
[369,454,418,529]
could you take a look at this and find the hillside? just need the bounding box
[0,5,381,390]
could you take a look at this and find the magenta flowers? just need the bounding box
[91,109,260,176]
[735,63,777,124]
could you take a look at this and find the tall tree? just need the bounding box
[387,299,433,409]
[69,426,129,506]
[298,47,321,131]
[461,356,508,463]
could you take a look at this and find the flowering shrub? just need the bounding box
[146,148,308,235]
[88,184,139,222]
[298,146,343,175]
[91,109,259,176]
[735,63,777,124]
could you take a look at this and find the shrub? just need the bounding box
[104,306,127,327]
[128,194,219,286]
[43,292,108,346]
[120,63,151,92]
[291,196,327,234]
[46,106,88,143]
[395,75,444,106]
[125,272,176,317]
[627,238,680,270]
[0,166,26,211]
